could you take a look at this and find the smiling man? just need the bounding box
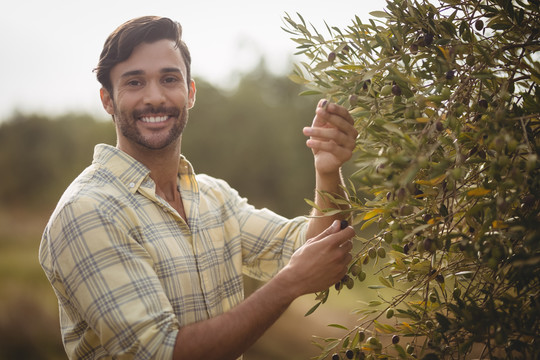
[39,16,358,360]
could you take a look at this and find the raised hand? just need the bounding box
[303,99,358,176]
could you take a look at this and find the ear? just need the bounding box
[100,88,115,115]
[187,80,196,109]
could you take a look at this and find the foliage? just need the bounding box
[0,113,116,210]
[284,0,540,359]
[184,63,318,217]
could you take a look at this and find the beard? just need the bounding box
[114,104,188,150]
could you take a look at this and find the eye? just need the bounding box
[162,76,180,84]
[127,79,142,87]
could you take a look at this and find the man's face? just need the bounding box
[101,39,196,153]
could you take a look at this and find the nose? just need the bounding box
[143,80,165,106]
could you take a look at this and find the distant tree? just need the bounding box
[0,66,318,218]
[185,63,318,217]
[284,0,539,358]
[0,113,115,210]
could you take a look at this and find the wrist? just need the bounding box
[315,168,342,191]
[271,265,304,302]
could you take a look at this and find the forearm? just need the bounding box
[173,220,355,360]
[303,100,357,239]
[306,169,348,239]
[172,271,297,360]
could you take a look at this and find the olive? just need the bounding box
[350,264,362,277]
[392,84,402,96]
[423,33,434,46]
[357,271,367,281]
[346,349,354,359]
[358,331,366,342]
[328,52,337,63]
[344,275,355,289]
[478,99,488,109]
[406,344,414,354]
[392,335,400,344]
[403,243,410,254]
[349,94,358,107]
[381,84,393,96]
[475,19,484,31]
[423,238,433,252]
[466,54,475,66]
[441,87,451,99]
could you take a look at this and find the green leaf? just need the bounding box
[328,323,349,330]
[369,11,389,18]
[395,344,408,359]
[289,74,310,85]
[305,301,321,316]
[379,276,392,288]
[368,285,386,289]
[299,90,322,96]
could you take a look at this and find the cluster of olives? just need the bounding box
[330,333,407,359]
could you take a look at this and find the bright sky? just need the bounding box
[0,0,387,119]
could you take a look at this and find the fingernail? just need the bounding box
[321,100,328,108]
[340,220,349,230]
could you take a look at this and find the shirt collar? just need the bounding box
[92,144,195,194]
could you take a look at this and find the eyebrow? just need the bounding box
[120,67,183,78]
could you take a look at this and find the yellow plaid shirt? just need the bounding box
[39,144,308,359]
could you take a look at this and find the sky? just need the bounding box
[0,0,388,119]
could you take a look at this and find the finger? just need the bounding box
[307,220,342,243]
[305,139,354,162]
[316,102,355,126]
[328,226,356,247]
[325,102,354,125]
[340,239,353,251]
[304,127,356,150]
[312,110,358,141]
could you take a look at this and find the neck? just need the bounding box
[118,139,182,199]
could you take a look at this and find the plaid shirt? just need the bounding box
[39,144,308,359]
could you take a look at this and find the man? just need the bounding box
[39,16,358,360]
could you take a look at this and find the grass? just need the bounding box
[0,209,64,360]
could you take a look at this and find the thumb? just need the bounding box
[308,220,344,243]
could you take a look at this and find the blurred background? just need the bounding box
[0,1,387,358]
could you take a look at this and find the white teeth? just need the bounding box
[141,116,168,123]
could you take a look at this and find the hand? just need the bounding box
[303,99,358,176]
[278,220,354,297]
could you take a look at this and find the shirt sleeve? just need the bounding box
[42,198,179,359]
[198,175,309,282]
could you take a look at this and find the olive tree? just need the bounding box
[283,0,540,359]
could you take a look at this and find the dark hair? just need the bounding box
[94,16,191,94]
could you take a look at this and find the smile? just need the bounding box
[140,116,169,123]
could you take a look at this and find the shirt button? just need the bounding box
[129,182,135,188]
